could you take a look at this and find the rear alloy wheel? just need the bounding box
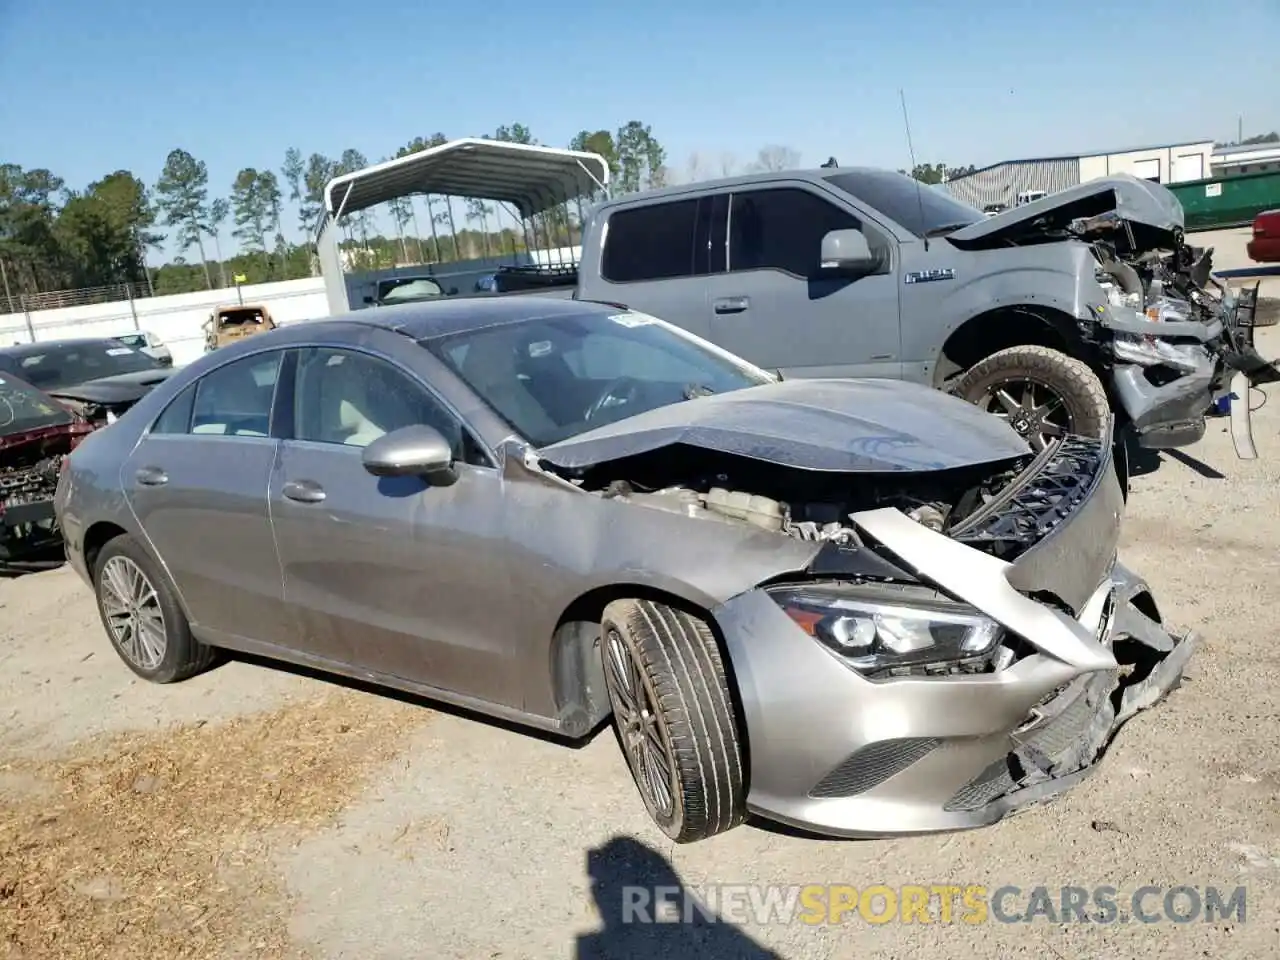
[953,345,1111,450]
[93,534,217,683]
[600,599,746,843]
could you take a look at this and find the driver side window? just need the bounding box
[291,347,489,465]
[729,187,871,279]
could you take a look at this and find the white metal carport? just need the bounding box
[316,138,610,315]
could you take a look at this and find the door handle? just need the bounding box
[713,296,750,315]
[282,479,326,504]
[134,466,168,486]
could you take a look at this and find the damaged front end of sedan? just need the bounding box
[521,378,1196,836]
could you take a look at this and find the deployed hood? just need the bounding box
[946,174,1184,249]
[46,368,173,405]
[538,378,1032,473]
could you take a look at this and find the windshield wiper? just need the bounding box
[924,222,973,238]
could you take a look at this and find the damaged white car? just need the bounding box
[55,298,1197,843]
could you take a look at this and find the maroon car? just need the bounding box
[0,371,94,571]
[1247,209,1280,263]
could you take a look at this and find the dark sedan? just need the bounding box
[0,337,174,425]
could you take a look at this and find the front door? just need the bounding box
[268,346,515,707]
[703,185,902,379]
[122,349,291,646]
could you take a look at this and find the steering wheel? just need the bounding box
[583,376,641,423]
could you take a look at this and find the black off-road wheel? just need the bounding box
[600,599,746,844]
[93,533,217,683]
[952,345,1111,450]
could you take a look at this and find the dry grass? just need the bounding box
[0,689,430,960]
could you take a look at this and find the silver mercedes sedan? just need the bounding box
[54,296,1196,843]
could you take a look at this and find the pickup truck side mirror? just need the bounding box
[819,229,876,275]
[362,295,375,305]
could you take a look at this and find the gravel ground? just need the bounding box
[2,328,1278,960]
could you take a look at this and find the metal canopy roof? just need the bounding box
[322,138,610,221]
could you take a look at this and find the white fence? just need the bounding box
[0,244,587,368]
[0,278,329,367]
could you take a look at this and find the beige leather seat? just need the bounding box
[458,334,560,438]
[326,357,386,446]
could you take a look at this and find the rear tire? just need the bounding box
[953,345,1111,449]
[600,599,746,843]
[93,533,216,683]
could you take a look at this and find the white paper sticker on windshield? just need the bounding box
[106,347,135,356]
[609,311,658,328]
[527,340,553,357]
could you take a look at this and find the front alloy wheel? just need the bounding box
[599,598,746,843]
[953,345,1111,449]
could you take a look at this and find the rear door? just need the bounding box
[703,184,902,379]
[122,349,291,646]
[587,195,717,337]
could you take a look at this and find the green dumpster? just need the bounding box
[1169,171,1280,231]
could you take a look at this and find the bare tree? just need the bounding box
[750,145,802,172]
[719,152,737,177]
[685,152,705,183]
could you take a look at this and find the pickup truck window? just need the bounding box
[824,170,983,238]
[729,188,863,278]
[601,199,699,283]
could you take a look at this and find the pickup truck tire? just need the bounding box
[600,598,746,844]
[952,345,1111,451]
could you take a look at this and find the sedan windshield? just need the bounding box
[0,340,164,391]
[424,309,774,446]
[0,372,74,435]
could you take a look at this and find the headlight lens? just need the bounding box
[769,585,1004,677]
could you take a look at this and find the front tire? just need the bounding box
[93,534,216,683]
[600,599,746,843]
[952,345,1111,450]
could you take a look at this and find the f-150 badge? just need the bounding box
[904,268,956,284]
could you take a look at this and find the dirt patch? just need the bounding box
[0,688,430,960]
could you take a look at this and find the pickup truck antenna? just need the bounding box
[898,89,929,252]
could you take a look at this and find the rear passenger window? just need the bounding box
[729,188,863,279]
[151,383,196,435]
[190,352,282,437]
[601,200,699,282]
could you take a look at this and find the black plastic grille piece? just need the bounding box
[949,435,1105,559]
[809,737,941,799]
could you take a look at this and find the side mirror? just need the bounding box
[362,295,375,305]
[157,355,174,368]
[361,424,458,485]
[819,229,876,275]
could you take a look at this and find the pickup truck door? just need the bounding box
[702,185,902,379]
[579,195,714,339]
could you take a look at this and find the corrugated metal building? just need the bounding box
[944,140,1215,209]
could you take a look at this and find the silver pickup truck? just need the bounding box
[560,171,1274,476]
[318,147,1275,484]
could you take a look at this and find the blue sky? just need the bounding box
[2,0,1277,260]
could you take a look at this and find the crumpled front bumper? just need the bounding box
[1104,285,1279,455]
[713,520,1196,839]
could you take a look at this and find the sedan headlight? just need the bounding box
[769,585,1004,678]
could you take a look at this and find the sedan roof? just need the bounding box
[339,295,625,342]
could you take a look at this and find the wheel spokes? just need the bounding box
[100,556,166,670]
